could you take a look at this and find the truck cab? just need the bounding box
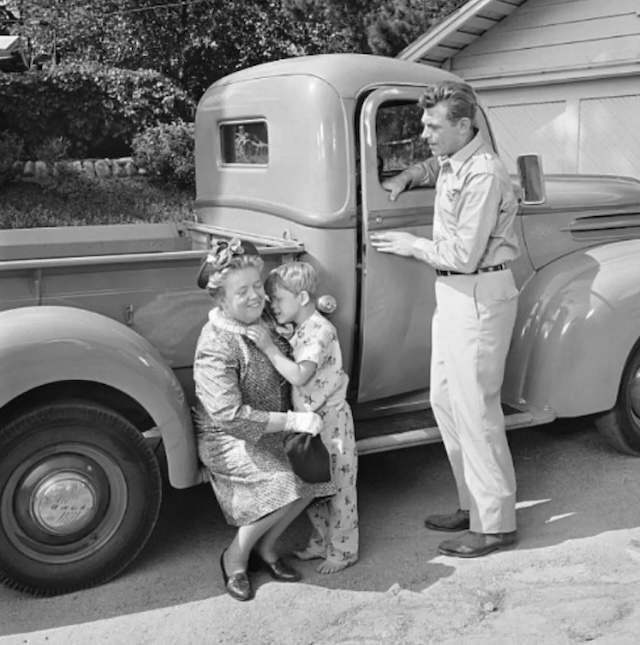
[195,55,502,450]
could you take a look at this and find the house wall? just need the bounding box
[452,0,640,82]
[480,76,640,177]
[447,0,640,178]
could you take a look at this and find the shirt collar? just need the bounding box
[439,130,485,175]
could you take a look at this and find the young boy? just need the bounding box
[247,261,358,574]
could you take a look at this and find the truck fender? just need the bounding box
[504,240,640,417]
[0,306,201,488]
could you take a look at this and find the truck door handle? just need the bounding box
[123,305,134,326]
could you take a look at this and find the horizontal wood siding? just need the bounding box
[452,0,640,79]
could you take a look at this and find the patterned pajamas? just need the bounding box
[305,404,359,565]
[290,311,359,566]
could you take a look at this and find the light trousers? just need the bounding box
[430,269,519,534]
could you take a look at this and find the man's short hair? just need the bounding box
[418,81,478,123]
[266,261,318,298]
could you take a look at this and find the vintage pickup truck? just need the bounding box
[1,54,640,596]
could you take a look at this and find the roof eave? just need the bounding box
[398,0,499,62]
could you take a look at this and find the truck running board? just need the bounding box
[355,407,556,456]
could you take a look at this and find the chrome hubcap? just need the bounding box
[31,472,98,535]
[2,443,127,564]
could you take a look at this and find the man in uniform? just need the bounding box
[370,81,520,558]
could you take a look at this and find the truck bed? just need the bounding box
[0,222,303,311]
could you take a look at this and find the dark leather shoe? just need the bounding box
[424,509,470,532]
[220,549,254,601]
[438,530,518,558]
[257,556,302,582]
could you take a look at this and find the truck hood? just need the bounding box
[518,173,640,216]
[514,173,640,272]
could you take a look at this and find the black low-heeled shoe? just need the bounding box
[250,553,301,582]
[220,549,254,601]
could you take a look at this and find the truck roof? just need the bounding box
[205,53,459,99]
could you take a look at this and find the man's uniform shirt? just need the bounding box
[404,132,520,273]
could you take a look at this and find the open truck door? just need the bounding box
[356,87,436,405]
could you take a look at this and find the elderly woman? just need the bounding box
[193,239,335,602]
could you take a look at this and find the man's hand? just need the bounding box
[381,175,409,202]
[246,323,276,351]
[370,231,417,257]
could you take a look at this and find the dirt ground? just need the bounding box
[2,422,640,645]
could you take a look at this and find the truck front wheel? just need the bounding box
[595,343,640,456]
[0,401,162,595]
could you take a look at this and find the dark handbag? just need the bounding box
[284,432,332,484]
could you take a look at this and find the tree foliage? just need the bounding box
[132,120,195,188]
[282,0,468,57]
[5,0,467,98]
[369,0,468,57]
[5,0,353,99]
[0,63,193,157]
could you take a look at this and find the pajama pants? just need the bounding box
[430,269,519,534]
[304,403,359,565]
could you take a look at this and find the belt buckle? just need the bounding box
[479,263,505,274]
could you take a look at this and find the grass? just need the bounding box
[0,171,195,229]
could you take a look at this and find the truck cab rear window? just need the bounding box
[220,121,268,165]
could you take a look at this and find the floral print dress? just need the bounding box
[290,310,359,567]
[193,307,335,527]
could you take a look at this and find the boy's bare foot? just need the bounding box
[316,558,356,574]
[292,547,324,561]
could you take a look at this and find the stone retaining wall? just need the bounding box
[13,157,144,179]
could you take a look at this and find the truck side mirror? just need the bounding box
[517,154,546,205]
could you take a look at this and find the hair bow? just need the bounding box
[206,238,246,270]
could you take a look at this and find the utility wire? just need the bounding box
[101,0,215,18]
[0,0,215,23]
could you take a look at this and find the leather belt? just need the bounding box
[435,263,507,277]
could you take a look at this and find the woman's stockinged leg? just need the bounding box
[257,496,312,562]
[224,504,291,574]
[224,497,312,573]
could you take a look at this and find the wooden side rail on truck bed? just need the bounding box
[0,222,305,272]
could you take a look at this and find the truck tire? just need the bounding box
[0,401,162,596]
[595,342,640,456]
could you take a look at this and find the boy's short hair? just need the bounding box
[266,261,318,298]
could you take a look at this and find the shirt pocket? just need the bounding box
[445,186,462,207]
